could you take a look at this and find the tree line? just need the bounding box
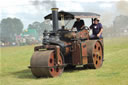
[0,17,52,43]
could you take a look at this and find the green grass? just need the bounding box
[1,37,128,85]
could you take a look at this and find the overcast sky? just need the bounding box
[0,0,127,29]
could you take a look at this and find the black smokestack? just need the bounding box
[51,8,59,32]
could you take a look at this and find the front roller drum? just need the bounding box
[30,50,64,77]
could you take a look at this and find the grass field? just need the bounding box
[1,37,128,85]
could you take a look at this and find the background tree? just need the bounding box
[28,21,52,36]
[0,17,24,42]
[113,15,128,29]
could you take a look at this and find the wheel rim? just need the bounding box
[48,51,64,77]
[92,41,103,68]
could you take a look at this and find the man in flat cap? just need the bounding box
[90,18,103,38]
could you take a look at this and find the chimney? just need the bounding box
[51,8,59,32]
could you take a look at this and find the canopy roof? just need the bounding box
[44,11,100,20]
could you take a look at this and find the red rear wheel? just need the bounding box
[86,40,103,69]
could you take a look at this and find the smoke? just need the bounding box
[101,12,115,27]
[116,0,128,16]
[30,0,57,11]
[100,0,128,27]
[103,0,128,37]
[114,0,128,28]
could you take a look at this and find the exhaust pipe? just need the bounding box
[51,8,59,32]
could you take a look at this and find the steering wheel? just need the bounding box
[81,26,90,32]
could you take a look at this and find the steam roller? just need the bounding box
[29,8,104,78]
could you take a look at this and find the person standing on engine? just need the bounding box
[90,18,103,38]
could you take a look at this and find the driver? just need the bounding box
[71,18,85,31]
